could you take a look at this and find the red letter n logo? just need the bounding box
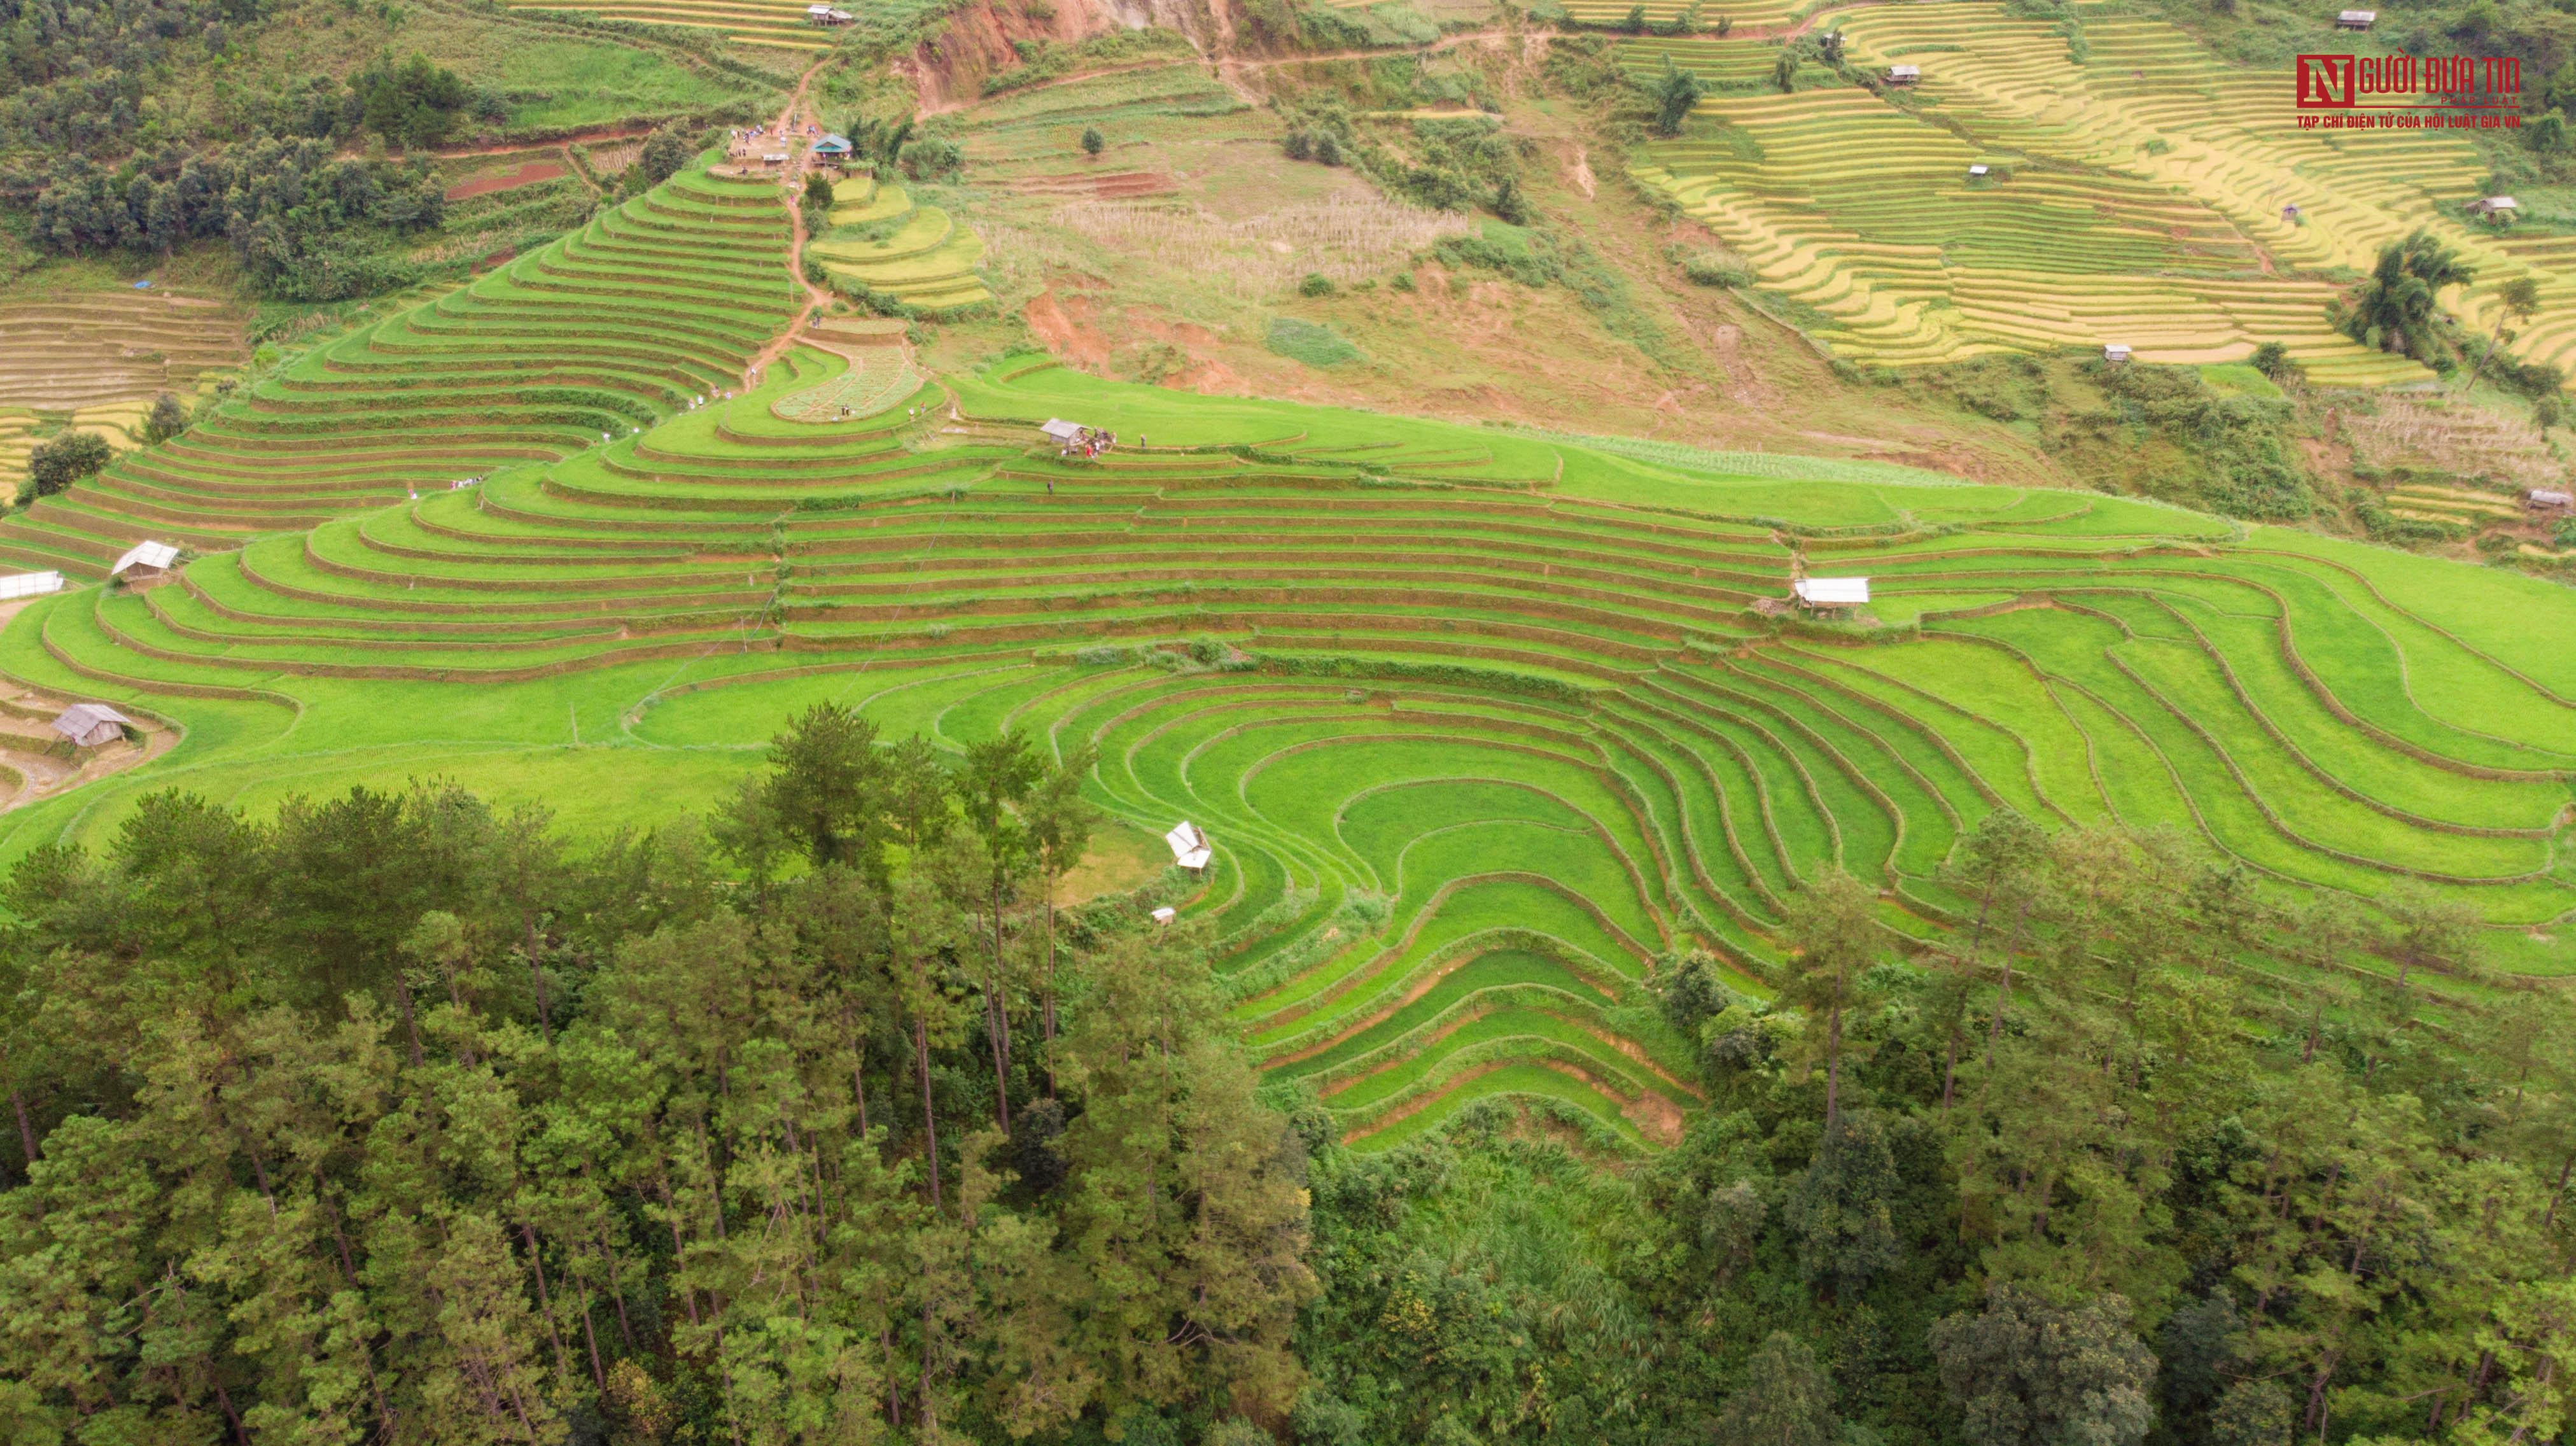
[2298,54,2357,107]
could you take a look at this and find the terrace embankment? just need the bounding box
[10,351,2572,1150]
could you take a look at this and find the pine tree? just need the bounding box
[1780,869,1880,1130]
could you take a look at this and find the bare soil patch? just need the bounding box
[445,160,568,201]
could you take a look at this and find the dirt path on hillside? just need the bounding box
[743,55,849,392]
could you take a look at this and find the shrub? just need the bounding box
[141,392,190,445]
[1283,129,1312,160]
[1392,270,1416,292]
[1298,272,1334,298]
[1682,250,1750,286]
[1081,127,1105,157]
[1315,134,1343,166]
[636,123,693,188]
[1265,318,1362,368]
[1653,65,1705,137]
[900,137,963,179]
[24,432,114,502]
[2248,340,2301,383]
[1623,3,1646,31]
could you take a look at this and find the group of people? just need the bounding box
[1060,426,1117,461]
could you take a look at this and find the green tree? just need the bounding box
[1081,126,1105,156]
[760,702,892,872]
[1024,741,1098,1076]
[1781,869,1880,1129]
[1930,1284,2156,1446]
[956,727,1044,1130]
[2208,1379,2294,1446]
[1623,3,1646,30]
[1652,63,1705,135]
[22,430,113,501]
[2464,274,2544,393]
[141,392,188,444]
[2332,228,2474,362]
[1784,1111,1899,1297]
[635,123,693,190]
[1774,52,1797,92]
[1712,1332,1840,1446]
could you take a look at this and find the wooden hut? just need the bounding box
[1885,64,1921,84]
[50,703,130,748]
[110,539,178,588]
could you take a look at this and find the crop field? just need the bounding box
[0,291,248,411]
[941,64,1251,169]
[504,0,834,50]
[1625,4,2572,384]
[0,158,794,580]
[1,209,2569,1147]
[813,174,993,309]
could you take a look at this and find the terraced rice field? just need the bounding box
[0,158,795,581]
[1627,4,2566,384]
[0,291,248,411]
[3,281,2570,1148]
[942,64,1249,169]
[505,0,832,50]
[812,175,993,309]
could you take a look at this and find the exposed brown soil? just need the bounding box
[1023,288,1115,370]
[444,160,568,201]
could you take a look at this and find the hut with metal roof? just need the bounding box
[50,702,130,748]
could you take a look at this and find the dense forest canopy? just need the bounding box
[0,705,2569,1444]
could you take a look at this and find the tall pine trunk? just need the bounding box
[986,877,1011,1133]
[916,1016,942,1209]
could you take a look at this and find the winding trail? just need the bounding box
[745,53,848,390]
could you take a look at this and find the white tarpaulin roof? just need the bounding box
[0,571,63,600]
[1040,418,1088,440]
[111,540,177,575]
[1165,820,1212,869]
[1793,577,1871,605]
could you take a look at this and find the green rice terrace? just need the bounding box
[1625,1,2576,380]
[2,154,2572,1153]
